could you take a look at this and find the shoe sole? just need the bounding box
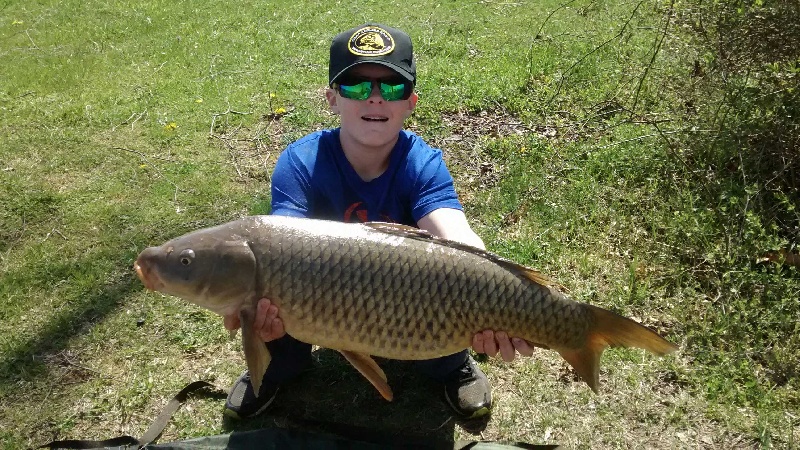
[464,406,491,419]
[443,388,492,419]
[223,387,279,420]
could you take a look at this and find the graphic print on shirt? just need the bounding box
[343,201,396,223]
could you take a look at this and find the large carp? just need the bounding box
[134,215,677,400]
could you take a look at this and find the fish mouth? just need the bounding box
[134,257,163,291]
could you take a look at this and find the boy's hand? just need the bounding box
[472,330,536,362]
[223,298,286,342]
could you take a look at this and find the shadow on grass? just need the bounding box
[220,348,494,448]
[0,254,140,390]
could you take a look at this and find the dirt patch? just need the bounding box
[211,112,293,185]
[411,109,538,205]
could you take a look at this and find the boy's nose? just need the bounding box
[367,80,383,102]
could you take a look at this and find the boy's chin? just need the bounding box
[343,127,402,148]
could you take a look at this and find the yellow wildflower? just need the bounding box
[275,107,287,114]
[164,122,177,131]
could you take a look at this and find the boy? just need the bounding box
[223,23,534,420]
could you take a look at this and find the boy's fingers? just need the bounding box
[472,333,485,354]
[259,317,285,342]
[496,332,516,362]
[254,298,271,331]
[481,330,498,357]
[513,338,536,357]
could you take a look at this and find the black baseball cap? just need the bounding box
[329,23,416,86]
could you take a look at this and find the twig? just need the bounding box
[209,107,252,136]
[595,131,676,149]
[595,127,715,149]
[210,133,244,178]
[55,351,101,376]
[41,228,68,243]
[548,0,646,105]
[15,91,35,100]
[25,29,39,50]
[111,109,147,132]
[630,0,676,117]
[114,146,180,202]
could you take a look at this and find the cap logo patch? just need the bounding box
[348,26,394,57]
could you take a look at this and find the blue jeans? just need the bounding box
[262,335,468,384]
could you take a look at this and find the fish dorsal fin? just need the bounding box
[363,222,434,240]
[363,222,569,293]
[509,264,569,293]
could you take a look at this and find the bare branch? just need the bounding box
[548,0,646,105]
[630,0,676,117]
[209,107,252,137]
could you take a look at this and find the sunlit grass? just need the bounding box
[1,0,798,448]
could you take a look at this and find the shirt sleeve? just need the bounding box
[270,146,313,218]
[409,148,463,222]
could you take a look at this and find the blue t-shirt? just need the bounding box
[271,128,463,226]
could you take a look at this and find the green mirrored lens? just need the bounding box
[337,79,410,101]
[338,81,372,100]
[379,82,406,101]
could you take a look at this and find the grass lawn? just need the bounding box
[1,0,798,448]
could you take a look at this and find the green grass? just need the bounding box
[2,0,799,448]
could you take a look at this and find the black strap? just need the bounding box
[40,381,226,449]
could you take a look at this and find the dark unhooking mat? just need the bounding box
[39,382,559,449]
[147,427,559,450]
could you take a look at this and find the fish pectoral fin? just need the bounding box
[338,350,393,402]
[240,307,271,398]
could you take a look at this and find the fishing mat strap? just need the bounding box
[39,380,227,449]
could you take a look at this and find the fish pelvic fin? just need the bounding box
[240,306,272,397]
[339,350,393,402]
[558,304,678,393]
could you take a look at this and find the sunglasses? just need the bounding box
[333,77,413,101]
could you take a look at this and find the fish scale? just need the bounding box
[250,218,584,357]
[135,215,678,398]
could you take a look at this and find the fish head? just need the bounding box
[134,230,258,315]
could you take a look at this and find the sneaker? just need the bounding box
[443,356,492,418]
[224,370,279,419]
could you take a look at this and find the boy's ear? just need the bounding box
[404,92,419,118]
[325,88,339,114]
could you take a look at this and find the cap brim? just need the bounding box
[330,61,415,86]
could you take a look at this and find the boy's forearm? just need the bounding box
[417,208,486,250]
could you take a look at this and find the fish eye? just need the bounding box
[179,249,195,265]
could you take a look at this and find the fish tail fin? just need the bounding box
[240,306,272,397]
[557,304,678,393]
